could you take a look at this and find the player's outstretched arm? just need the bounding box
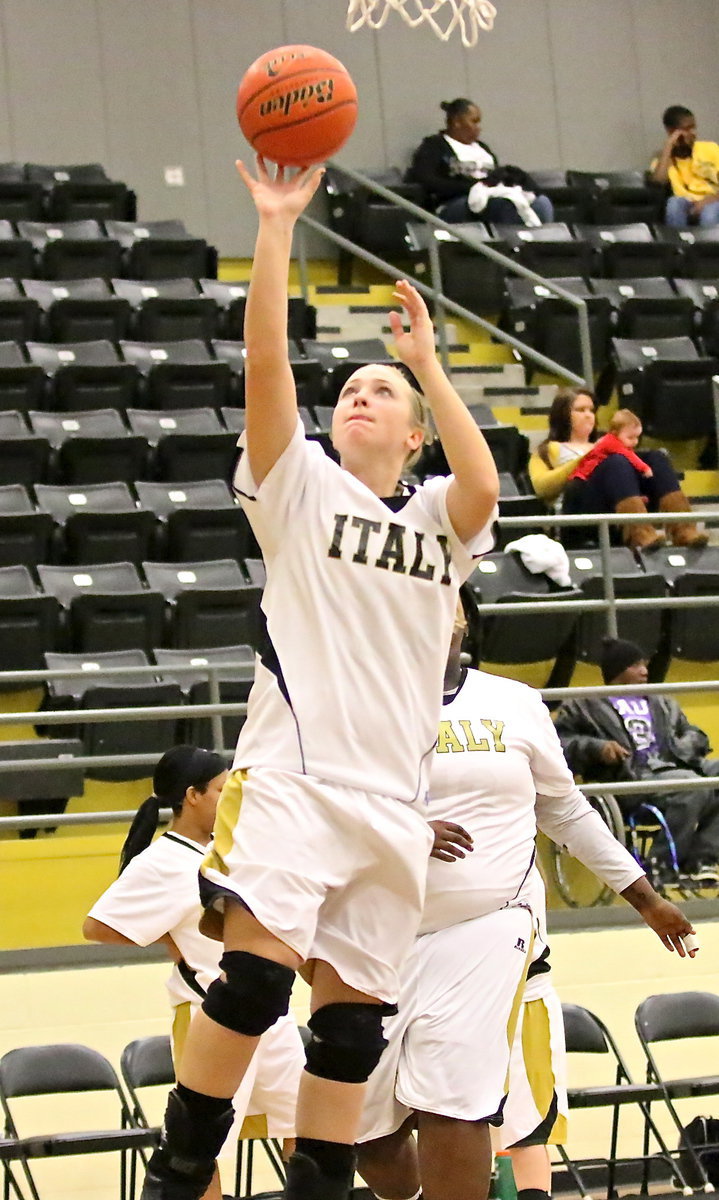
[389,280,499,542]
[236,157,324,486]
[619,877,698,957]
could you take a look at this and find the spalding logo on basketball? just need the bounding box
[237,44,358,167]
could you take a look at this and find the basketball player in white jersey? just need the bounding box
[141,158,499,1200]
[83,746,305,1200]
[355,604,697,1200]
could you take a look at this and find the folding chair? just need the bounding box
[558,1004,693,1200]
[635,991,719,1191]
[0,1042,153,1200]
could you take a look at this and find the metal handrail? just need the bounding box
[296,159,594,386]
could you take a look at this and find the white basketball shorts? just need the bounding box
[498,970,568,1147]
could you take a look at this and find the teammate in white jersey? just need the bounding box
[356,605,697,1200]
[83,746,305,1200]
[141,158,499,1200]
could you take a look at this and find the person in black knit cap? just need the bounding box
[555,638,719,882]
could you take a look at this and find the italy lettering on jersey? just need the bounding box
[232,421,496,803]
[416,669,575,933]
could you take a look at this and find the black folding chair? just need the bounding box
[635,991,719,1191]
[558,1003,692,1200]
[0,1043,151,1200]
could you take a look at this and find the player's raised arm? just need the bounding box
[236,157,324,485]
[389,280,499,542]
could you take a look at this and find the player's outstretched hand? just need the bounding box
[236,156,324,221]
[389,280,437,375]
[621,878,698,957]
[429,820,474,862]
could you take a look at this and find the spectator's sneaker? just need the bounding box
[685,864,719,893]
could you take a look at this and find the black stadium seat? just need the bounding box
[29,408,148,484]
[112,279,220,342]
[142,558,262,650]
[0,409,51,486]
[120,339,232,411]
[26,339,138,412]
[405,221,508,315]
[105,219,216,280]
[34,481,156,566]
[17,219,122,279]
[0,279,40,342]
[492,222,593,279]
[23,277,131,343]
[134,478,251,563]
[0,483,53,569]
[126,407,236,481]
[578,224,675,279]
[0,564,60,672]
[0,341,46,412]
[37,561,165,654]
[566,171,664,225]
[0,219,34,278]
[153,643,255,749]
[591,278,695,341]
[502,277,612,378]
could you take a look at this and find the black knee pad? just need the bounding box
[145,1084,235,1198]
[304,1002,391,1084]
[202,950,295,1036]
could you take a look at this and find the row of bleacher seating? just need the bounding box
[0,403,533,490]
[468,543,719,687]
[0,558,264,668]
[0,219,217,280]
[0,334,408,414]
[0,160,136,223]
[407,222,719,316]
[0,478,256,569]
[2,541,717,684]
[0,279,315,344]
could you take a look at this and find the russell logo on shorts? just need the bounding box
[514,937,526,952]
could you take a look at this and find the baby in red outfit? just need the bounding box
[569,408,653,483]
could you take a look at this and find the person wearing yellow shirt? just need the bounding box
[650,104,719,228]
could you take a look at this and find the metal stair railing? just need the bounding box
[295,159,594,388]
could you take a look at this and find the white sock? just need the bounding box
[375,1191,421,1200]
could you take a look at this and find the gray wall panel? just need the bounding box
[190,0,288,258]
[96,0,207,233]
[549,0,645,171]
[631,0,719,163]
[466,0,560,170]
[2,0,107,165]
[0,1,716,255]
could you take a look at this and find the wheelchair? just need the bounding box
[544,791,697,908]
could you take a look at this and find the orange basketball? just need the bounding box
[236,45,358,167]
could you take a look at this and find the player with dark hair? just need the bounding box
[355,611,696,1200]
[140,157,499,1200]
[651,104,719,228]
[84,745,306,1200]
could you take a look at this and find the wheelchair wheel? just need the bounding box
[545,792,626,908]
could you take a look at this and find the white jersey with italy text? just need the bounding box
[415,669,642,934]
[89,832,219,1008]
[232,421,495,803]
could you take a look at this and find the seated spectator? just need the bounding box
[407,97,554,226]
[568,408,653,485]
[555,637,719,884]
[528,388,707,549]
[650,104,719,229]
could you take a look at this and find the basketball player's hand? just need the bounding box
[600,740,630,765]
[621,878,698,957]
[236,156,324,221]
[429,820,474,862]
[389,280,437,373]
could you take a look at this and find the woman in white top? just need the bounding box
[141,156,500,1200]
[407,98,553,225]
[84,745,305,1200]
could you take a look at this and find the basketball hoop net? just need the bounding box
[346,0,497,47]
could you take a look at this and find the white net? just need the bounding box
[346,0,497,47]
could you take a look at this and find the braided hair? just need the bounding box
[119,745,227,874]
